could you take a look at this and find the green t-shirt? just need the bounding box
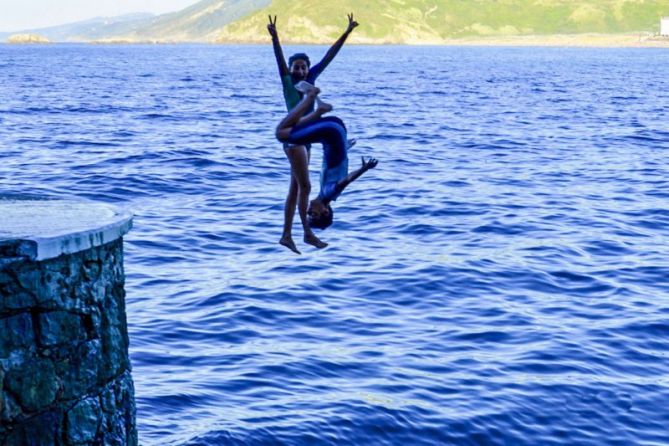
[281,74,301,111]
[280,62,324,111]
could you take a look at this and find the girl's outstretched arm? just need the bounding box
[312,13,359,74]
[333,156,378,196]
[267,15,289,77]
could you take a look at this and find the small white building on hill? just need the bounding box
[662,17,669,36]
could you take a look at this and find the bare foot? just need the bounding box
[294,81,319,96]
[316,97,333,114]
[304,233,328,249]
[280,236,301,254]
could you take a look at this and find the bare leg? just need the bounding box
[276,87,330,252]
[276,90,333,140]
[280,171,301,254]
[316,97,332,114]
[276,90,319,140]
[293,99,333,128]
[283,145,328,250]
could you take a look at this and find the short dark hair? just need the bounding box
[308,205,333,230]
[288,53,311,68]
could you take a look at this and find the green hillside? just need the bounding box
[123,0,270,41]
[217,0,669,43]
[5,0,667,43]
[0,0,270,43]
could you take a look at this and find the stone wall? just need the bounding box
[0,238,136,445]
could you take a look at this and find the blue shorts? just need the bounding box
[284,117,347,167]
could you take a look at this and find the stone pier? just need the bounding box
[0,197,136,445]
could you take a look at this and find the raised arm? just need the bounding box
[313,13,358,74]
[333,156,378,198]
[267,15,289,77]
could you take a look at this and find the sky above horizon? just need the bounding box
[0,0,200,32]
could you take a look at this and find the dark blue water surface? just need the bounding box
[2,44,669,445]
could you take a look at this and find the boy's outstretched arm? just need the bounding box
[267,15,289,77]
[314,13,359,73]
[334,156,378,196]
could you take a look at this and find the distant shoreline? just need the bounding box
[438,33,669,48]
[216,32,669,48]
[4,33,669,48]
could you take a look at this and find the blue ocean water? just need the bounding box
[1,43,669,445]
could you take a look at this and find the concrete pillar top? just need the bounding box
[0,196,133,261]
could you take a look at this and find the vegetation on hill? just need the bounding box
[2,0,667,44]
[216,0,669,43]
[0,0,271,43]
[122,0,270,41]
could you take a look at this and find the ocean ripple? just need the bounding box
[1,44,669,445]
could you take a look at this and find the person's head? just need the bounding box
[289,53,310,81]
[307,199,333,230]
